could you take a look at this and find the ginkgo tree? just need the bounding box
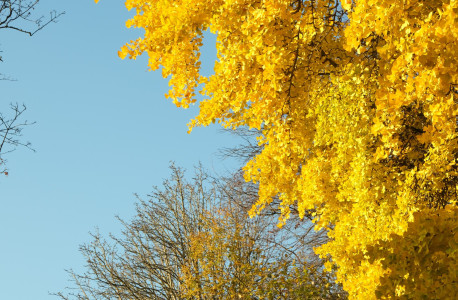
[99,0,458,298]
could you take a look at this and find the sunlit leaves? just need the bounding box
[113,0,458,298]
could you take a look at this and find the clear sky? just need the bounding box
[0,1,241,299]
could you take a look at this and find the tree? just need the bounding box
[57,164,343,299]
[0,1,64,172]
[110,0,458,298]
[0,103,34,174]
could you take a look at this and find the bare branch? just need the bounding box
[0,103,35,173]
[0,1,65,37]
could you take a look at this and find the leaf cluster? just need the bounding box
[107,0,457,297]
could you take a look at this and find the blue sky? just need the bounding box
[0,1,241,298]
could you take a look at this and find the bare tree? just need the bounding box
[56,164,345,299]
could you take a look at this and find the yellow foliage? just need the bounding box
[181,208,341,299]
[105,0,458,298]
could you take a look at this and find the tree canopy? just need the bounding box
[106,0,458,298]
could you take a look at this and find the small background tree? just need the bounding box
[57,164,345,299]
